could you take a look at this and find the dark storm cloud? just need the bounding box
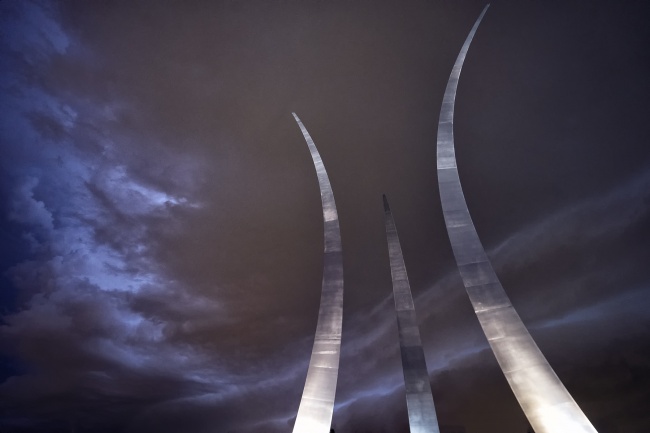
[1,1,649,432]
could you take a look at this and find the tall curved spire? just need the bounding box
[292,113,344,433]
[436,6,597,433]
[383,195,440,433]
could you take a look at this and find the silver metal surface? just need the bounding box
[292,113,344,433]
[383,195,440,433]
[436,6,598,433]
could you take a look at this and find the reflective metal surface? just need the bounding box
[436,6,598,433]
[383,195,440,433]
[292,113,344,433]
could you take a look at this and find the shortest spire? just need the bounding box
[382,193,390,212]
[383,194,441,433]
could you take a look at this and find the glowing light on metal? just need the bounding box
[436,5,597,432]
[292,113,344,433]
[383,195,440,433]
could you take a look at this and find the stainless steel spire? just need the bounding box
[383,195,440,433]
[436,5,597,433]
[292,113,344,433]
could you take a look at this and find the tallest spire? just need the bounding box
[436,6,597,433]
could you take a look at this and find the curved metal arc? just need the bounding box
[291,113,344,433]
[383,195,440,433]
[436,6,597,433]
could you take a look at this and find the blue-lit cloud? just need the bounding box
[0,3,229,430]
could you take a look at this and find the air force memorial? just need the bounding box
[289,5,597,432]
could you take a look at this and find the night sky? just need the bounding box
[1,1,650,432]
